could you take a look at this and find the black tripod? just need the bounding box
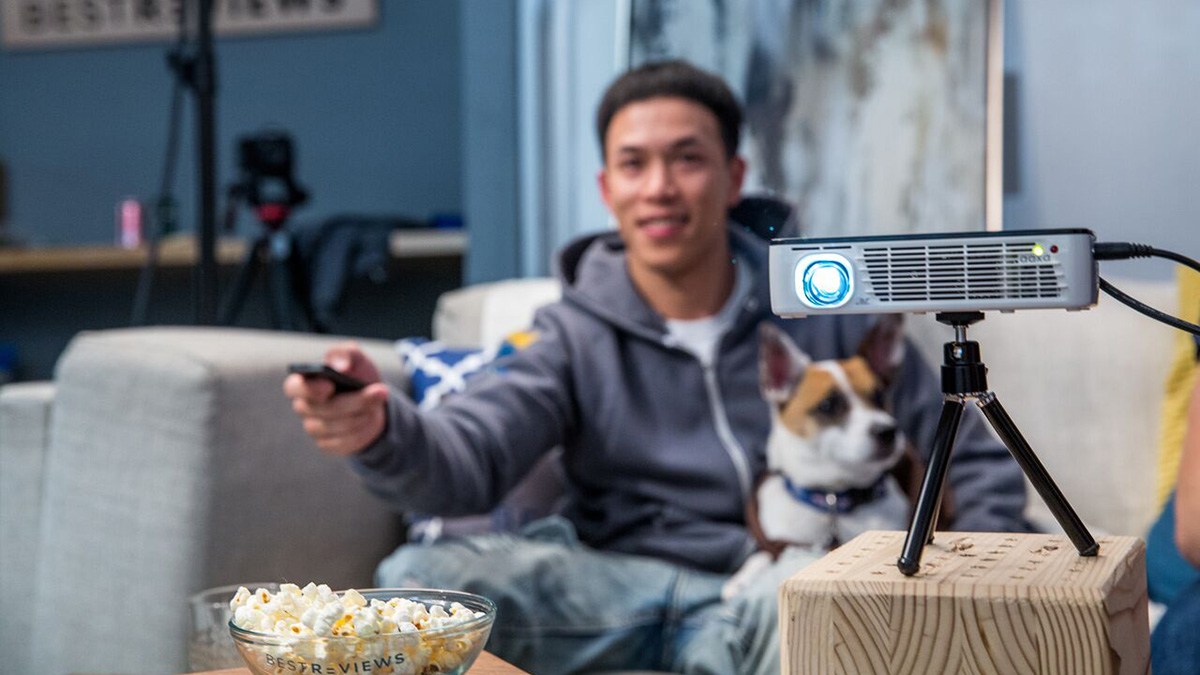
[219,202,316,330]
[219,132,316,330]
[896,311,1100,576]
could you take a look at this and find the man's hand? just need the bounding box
[283,342,390,456]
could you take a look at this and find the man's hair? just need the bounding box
[595,59,743,160]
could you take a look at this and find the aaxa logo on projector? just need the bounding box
[1016,253,1053,264]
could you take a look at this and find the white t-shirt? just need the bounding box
[664,258,751,368]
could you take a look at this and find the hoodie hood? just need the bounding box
[553,222,773,341]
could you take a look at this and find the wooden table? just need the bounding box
[187,650,529,674]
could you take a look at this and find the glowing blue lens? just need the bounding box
[796,254,853,309]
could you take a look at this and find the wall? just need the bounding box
[0,1,463,247]
[1003,0,1200,281]
[2,0,1196,358]
[460,0,519,283]
[515,0,623,278]
[0,1,466,382]
[515,0,1198,283]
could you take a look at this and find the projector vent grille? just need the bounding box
[861,242,1064,302]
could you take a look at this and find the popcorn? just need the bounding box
[229,583,488,675]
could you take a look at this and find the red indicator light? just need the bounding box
[1050,245,1059,254]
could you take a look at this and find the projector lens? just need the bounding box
[796,253,854,309]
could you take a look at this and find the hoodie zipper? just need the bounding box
[659,332,754,501]
[702,358,753,502]
[707,290,761,503]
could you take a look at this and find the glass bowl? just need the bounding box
[228,588,496,675]
[189,582,281,670]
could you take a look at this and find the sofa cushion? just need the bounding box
[432,277,560,349]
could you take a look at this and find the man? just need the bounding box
[284,60,1030,674]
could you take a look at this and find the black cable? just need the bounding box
[1099,277,1199,335]
[1091,241,1200,335]
[131,7,192,326]
[1093,242,1200,274]
[1155,248,1200,275]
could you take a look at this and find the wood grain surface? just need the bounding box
[780,530,1149,675]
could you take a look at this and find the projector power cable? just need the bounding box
[1093,241,1199,336]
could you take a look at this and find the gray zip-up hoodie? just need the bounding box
[354,225,1030,574]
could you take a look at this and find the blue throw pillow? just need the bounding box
[394,338,517,409]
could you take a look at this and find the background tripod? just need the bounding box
[219,131,316,330]
[897,311,1100,576]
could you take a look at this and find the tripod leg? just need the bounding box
[266,232,294,330]
[898,398,964,576]
[220,238,264,326]
[977,393,1099,557]
[283,236,322,332]
[260,257,281,329]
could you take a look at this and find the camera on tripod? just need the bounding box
[229,130,308,231]
[220,130,314,330]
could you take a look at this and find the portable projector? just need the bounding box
[769,228,1099,317]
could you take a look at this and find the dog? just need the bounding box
[723,316,946,599]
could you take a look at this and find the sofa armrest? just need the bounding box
[29,326,407,674]
[0,381,56,674]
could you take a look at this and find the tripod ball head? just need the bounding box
[942,340,988,394]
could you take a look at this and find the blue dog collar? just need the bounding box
[781,474,888,514]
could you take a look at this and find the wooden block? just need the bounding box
[780,531,1148,675]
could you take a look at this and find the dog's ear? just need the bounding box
[858,314,906,383]
[759,322,810,404]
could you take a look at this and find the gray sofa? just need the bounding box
[1,328,409,674]
[0,275,1178,674]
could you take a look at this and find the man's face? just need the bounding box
[598,96,746,281]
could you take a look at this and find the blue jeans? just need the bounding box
[1153,576,1200,674]
[375,516,819,675]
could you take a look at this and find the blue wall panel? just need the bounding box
[0,1,462,246]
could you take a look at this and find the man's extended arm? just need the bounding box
[350,310,577,517]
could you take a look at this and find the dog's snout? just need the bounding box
[871,424,897,447]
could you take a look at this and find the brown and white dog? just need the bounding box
[723,316,944,599]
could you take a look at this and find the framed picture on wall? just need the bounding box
[1,0,379,50]
[628,0,1003,236]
